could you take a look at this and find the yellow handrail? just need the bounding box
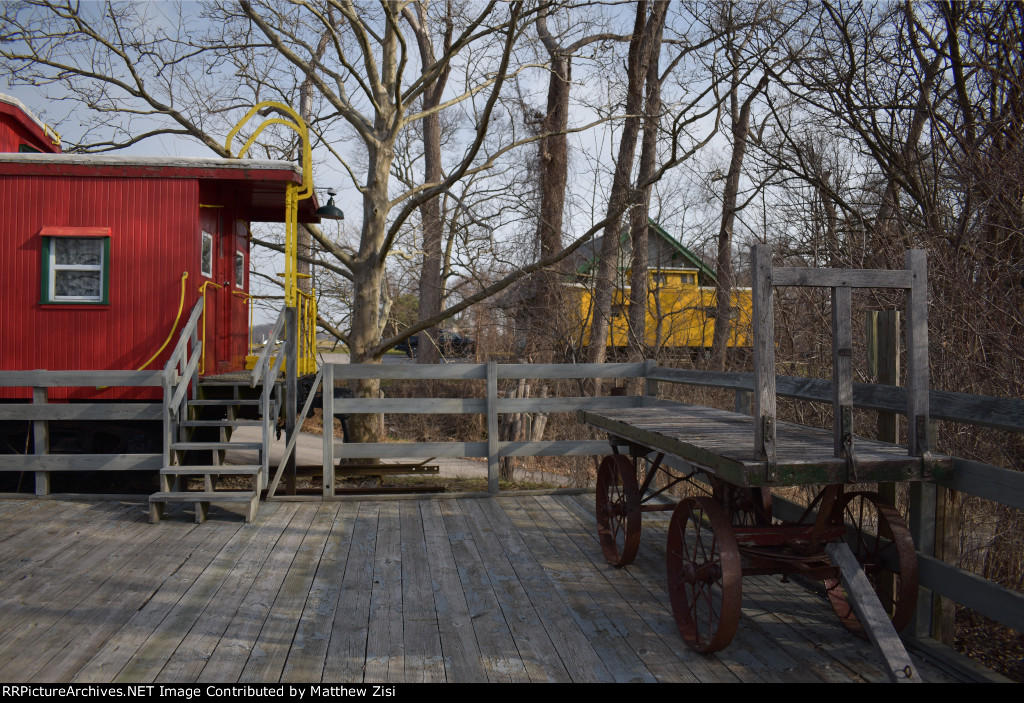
[138,272,189,371]
[198,280,223,375]
[225,102,313,309]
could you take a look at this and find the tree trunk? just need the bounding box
[588,2,656,374]
[710,74,768,371]
[627,3,666,361]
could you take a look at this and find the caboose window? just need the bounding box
[235,250,245,288]
[201,231,213,278]
[40,232,110,304]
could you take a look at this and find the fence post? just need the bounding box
[323,362,334,497]
[32,385,49,496]
[486,362,499,494]
[866,309,900,507]
[644,359,658,403]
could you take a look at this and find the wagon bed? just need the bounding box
[580,404,951,487]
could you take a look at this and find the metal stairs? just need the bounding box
[150,389,279,524]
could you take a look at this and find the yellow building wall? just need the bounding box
[573,270,752,349]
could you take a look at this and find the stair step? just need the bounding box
[150,491,256,503]
[161,465,262,476]
[171,441,263,451]
[188,399,262,406]
[179,419,263,427]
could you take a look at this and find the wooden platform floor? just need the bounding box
[0,496,963,683]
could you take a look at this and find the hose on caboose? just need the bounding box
[137,271,189,371]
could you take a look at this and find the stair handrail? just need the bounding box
[250,306,287,389]
[163,299,204,385]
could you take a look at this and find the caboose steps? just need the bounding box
[170,441,263,452]
[159,464,262,477]
[153,370,281,525]
[148,490,259,524]
[178,419,263,427]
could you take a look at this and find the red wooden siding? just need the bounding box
[0,175,201,400]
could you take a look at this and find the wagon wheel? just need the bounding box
[711,477,773,526]
[824,491,918,637]
[666,496,743,653]
[596,455,641,567]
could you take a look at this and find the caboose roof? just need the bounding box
[0,94,61,153]
[0,152,321,222]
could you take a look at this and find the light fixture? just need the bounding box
[315,188,345,220]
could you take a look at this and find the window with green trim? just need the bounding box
[40,230,110,304]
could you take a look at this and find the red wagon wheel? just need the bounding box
[666,496,743,653]
[596,455,641,567]
[711,478,773,526]
[824,491,918,637]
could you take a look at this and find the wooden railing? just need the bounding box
[161,299,204,471]
[249,306,287,486]
[321,361,654,494]
[325,360,1024,652]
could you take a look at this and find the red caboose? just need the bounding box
[0,95,319,401]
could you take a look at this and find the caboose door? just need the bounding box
[199,208,232,376]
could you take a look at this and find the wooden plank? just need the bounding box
[832,286,853,458]
[451,499,568,681]
[164,300,205,382]
[332,363,486,380]
[158,506,311,682]
[333,397,487,414]
[648,369,1024,434]
[0,504,154,671]
[543,494,740,683]
[363,501,405,682]
[0,370,163,387]
[751,244,777,473]
[472,498,614,682]
[237,503,337,683]
[772,267,913,289]
[0,502,131,588]
[0,454,163,472]
[580,405,941,485]
[496,362,647,379]
[448,497,565,679]
[437,499,528,682]
[0,403,161,421]
[496,497,658,682]
[826,542,921,683]
[21,516,223,682]
[32,387,49,496]
[322,362,334,496]
[916,552,1024,633]
[417,500,487,683]
[486,363,499,494]
[498,395,643,413]
[190,504,319,683]
[280,502,357,682]
[71,514,242,682]
[111,503,298,682]
[906,249,929,455]
[398,501,445,682]
[517,495,701,684]
[497,440,610,457]
[323,502,380,682]
[335,441,488,459]
[169,343,202,413]
[937,458,1024,511]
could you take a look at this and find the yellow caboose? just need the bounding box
[568,221,752,351]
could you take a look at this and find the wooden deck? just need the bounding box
[0,496,965,683]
